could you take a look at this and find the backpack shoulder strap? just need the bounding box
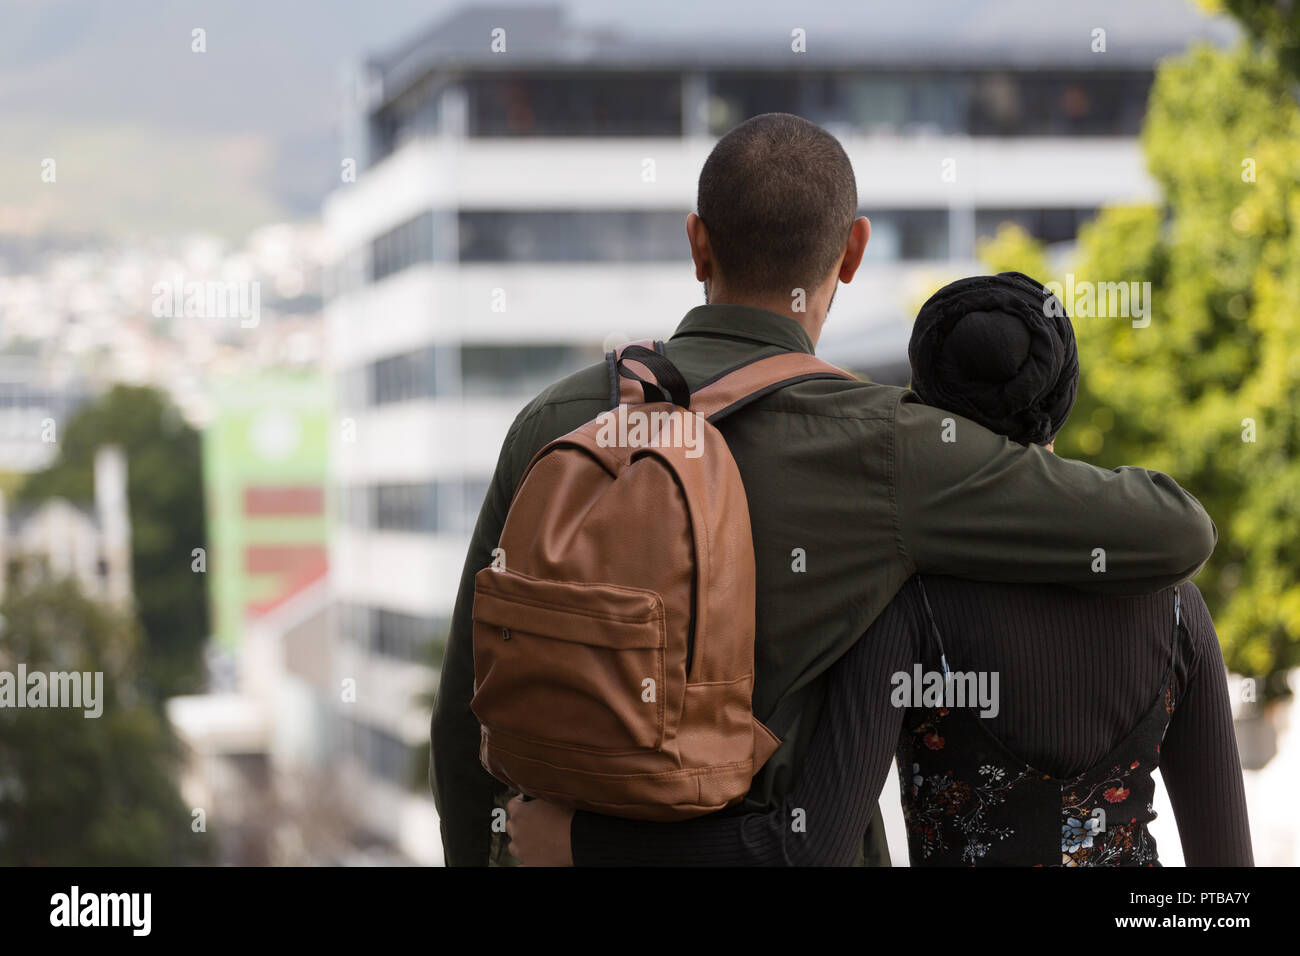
[606,343,857,418]
[690,351,858,423]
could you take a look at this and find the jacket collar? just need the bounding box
[670,304,815,355]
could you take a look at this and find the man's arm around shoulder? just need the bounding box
[892,393,1216,593]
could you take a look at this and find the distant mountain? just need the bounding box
[0,0,447,242]
[0,0,1232,245]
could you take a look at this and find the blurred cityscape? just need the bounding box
[0,1,1295,866]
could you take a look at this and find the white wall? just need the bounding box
[325,135,1157,249]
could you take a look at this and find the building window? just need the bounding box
[371,347,437,405]
[457,210,687,263]
[354,208,963,266]
[707,68,1152,138]
[459,344,592,398]
[340,715,425,790]
[359,207,689,282]
[968,71,1151,136]
[370,211,455,282]
[860,209,950,261]
[349,343,593,406]
[367,66,1152,164]
[708,71,964,137]
[466,72,682,137]
[374,75,444,156]
[372,211,430,282]
[975,207,1099,244]
[338,602,448,665]
[342,478,489,534]
[374,483,438,531]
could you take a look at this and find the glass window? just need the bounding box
[342,478,492,534]
[371,347,437,405]
[371,211,447,282]
[341,716,424,789]
[969,71,1152,136]
[976,207,1098,244]
[708,71,967,136]
[374,483,438,531]
[861,209,950,261]
[337,602,449,664]
[457,210,687,263]
[359,343,593,406]
[459,343,594,398]
[466,72,682,137]
[707,68,1150,137]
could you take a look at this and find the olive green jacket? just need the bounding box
[431,304,1216,866]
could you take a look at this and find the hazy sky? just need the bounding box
[0,0,1228,242]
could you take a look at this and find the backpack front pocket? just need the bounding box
[471,568,667,755]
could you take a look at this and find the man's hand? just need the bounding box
[506,795,575,866]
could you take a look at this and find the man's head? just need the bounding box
[908,272,1079,448]
[687,113,869,341]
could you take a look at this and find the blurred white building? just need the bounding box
[0,356,91,473]
[0,445,132,604]
[323,3,1234,864]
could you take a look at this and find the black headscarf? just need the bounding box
[908,271,1079,446]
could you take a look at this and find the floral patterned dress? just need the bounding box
[897,582,1186,867]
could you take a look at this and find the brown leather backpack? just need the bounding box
[470,341,855,820]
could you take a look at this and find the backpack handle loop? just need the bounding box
[615,345,692,408]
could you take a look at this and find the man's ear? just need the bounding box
[838,216,871,284]
[686,212,713,283]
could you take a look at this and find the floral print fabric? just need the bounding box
[897,584,1184,867]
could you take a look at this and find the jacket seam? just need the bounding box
[534,394,609,412]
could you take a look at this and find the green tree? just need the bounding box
[1203,0,1300,83]
[978,41,1300,698]
[0,572,210,864]
[17,386,209,698]
[977,222,1051,285]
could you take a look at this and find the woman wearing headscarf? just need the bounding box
[506,272,1253,867]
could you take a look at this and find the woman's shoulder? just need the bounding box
[1173,579,1218,667]
[1176,578,1209,614]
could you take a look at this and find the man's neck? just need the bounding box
[706,294,826,348]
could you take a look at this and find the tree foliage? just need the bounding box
[17,386,209,697]
[0,573,210,864]
[1202,0,1300,83]
[980,41,1300,697]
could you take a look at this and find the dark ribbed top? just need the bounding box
[571,577,1253,866]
